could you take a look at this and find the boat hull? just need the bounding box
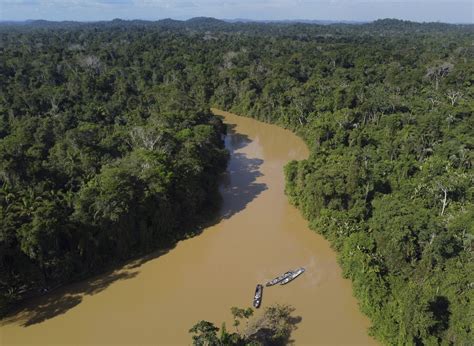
[265,271,293,287]
[280,268,305,285]
[253,284,263,308]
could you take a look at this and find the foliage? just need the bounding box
[208,20,473,345]
[189,304,300,345]
[1,18,473,344]
[0,23,229,312]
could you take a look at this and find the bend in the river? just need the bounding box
[1,109,376,345]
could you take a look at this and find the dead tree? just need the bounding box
[425,62,454,90]
[446,90,463,106]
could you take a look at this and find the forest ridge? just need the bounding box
[0,18,473,345]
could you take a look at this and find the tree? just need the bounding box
[189,320,220,346]
[190,305,300,345]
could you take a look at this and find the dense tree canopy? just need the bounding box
[1,18,472,345]
[0,21,229,312]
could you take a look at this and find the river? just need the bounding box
[1,109,376,345]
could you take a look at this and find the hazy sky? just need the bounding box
[1,0,472,23]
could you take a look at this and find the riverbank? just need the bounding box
[1,110,375,345]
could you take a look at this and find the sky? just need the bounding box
[0,0,472,23]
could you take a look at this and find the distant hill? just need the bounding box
[186,17,227,25]
[223,18,366,25]
[0,17,471,33]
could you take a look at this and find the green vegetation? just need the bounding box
[212,25,473,346]
[189,304,300,345]
[0,22,229,311]
[1,18,473,344]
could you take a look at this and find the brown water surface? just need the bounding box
[1,109,376,345]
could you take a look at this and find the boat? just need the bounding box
[280,267,305,285]
[253,284,263,308]
[265,271,294,287]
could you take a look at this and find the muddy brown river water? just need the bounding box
[1,109,376,345]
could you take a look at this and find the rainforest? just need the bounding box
[0,18,473,345]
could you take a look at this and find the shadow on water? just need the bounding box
[225,123,252,152]
[286,315,304,345]
[246,309,302,345]
[218,123,268,219]
[1,270,138,327]
[0,249,171,328]
[1,120,267,328]
[219,153,267,219]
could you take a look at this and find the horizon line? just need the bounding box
[0,17,472,25]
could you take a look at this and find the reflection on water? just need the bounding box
[0,109,376,345]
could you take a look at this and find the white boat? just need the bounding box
[265,271,293,287]
[280,267,305,285]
